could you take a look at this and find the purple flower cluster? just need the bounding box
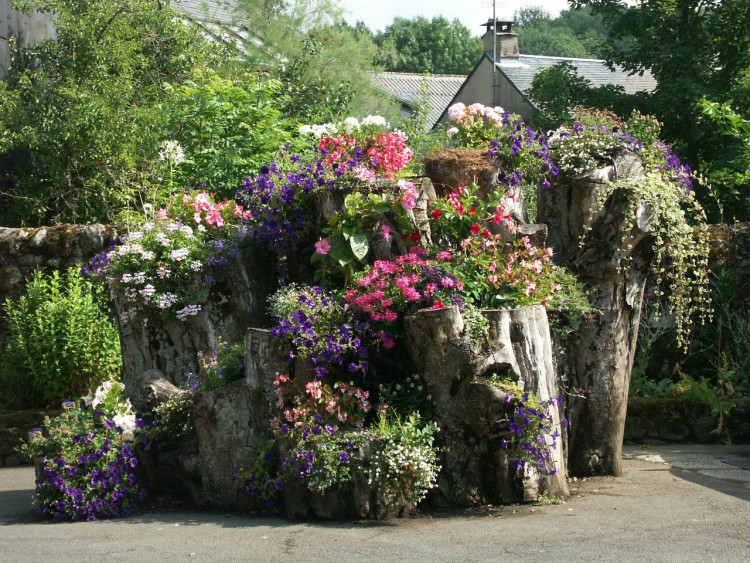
[498,393,562,476]
[488,117,559,190]
[654,141,694,192]
[236,148,332,253]
[35,437,145,521]
[244,424,354,508]
[269,288,370,378]
[80,241,116,278]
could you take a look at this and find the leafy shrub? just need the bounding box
[161,71,293,199]
[1,267,121,409]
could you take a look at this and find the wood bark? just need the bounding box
[114,246,275,391]
[404,305,568,505]
[537,153,651,476]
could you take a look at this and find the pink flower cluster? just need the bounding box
[345,250,464,327]
[447,102,505,128]
[367,131,413,178]
[167,190,252,228]
[318,134,356,167]
[271,374,371,432]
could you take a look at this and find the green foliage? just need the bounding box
[161,71,293,199]
[515,6,607,59]
[697,99,750,222]
[1,268,122,409]
[526,63,650,132]
[677,362,737,440]
[588,172,711,350]
[313,190,410,286]
[373,16,482,75]
[150,391,197,445]
[0,0,220,226]
[194,338,245,393]
[629,300,677,398]
[682,267,750,399]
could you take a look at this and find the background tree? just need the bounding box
[233,0,394,122]
[373,16,482,75]
[527,62,651,131]
[514,6,607,59]
[0,0,231,226]
[567,0,750,220]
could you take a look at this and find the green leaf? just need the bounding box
[349,232,369,262]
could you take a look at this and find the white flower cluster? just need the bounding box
[175,304,201,321]
[158,140,185,166]
[83,379,125,409]
[366,422,440,508]
[299,115,390,138]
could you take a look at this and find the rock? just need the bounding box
[691,416,720,444]
[126,369,182,412]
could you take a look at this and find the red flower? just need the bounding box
[430,209,443,220]
[432,300,445,310]
[410,230,421,242]
[481,229,492,239]
[470,223,481,235]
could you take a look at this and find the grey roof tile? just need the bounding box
[497,54,657,95]
[370,72,467,128]
[170,0,238,25]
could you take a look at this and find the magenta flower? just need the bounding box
[314,239,331,255]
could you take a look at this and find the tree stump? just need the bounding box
[114,246,275,392]
[404,305,568,505]
[537,152,651,476]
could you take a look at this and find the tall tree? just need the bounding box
[373,16,482,75]
[0,0,221,225]
[514,6,607,59]
[569,0,750,160]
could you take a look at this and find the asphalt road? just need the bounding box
[1,445,749,562]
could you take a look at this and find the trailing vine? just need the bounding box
[587,171,711,350]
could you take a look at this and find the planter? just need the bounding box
[114,245,276,392]
[282,437,419,520]
[404,305,568,505]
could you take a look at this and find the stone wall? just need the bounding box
[0,224,119,347]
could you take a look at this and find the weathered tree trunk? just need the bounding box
[114,246,275,391]
[537,153,651,476]
[404,305,568,505]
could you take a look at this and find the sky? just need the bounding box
[338,0,572,34]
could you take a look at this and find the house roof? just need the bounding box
[496,54,658,96]
[170,0,238,26]
[370,72,467,129]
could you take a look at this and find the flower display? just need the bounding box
[20,380,147,521]
[496,386,562,476]
[268,286,372,378]
[345,249,465,329]
[85,191,244,322]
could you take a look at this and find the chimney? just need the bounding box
[481,19,519,59]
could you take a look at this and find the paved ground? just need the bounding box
[1,444,749,562]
